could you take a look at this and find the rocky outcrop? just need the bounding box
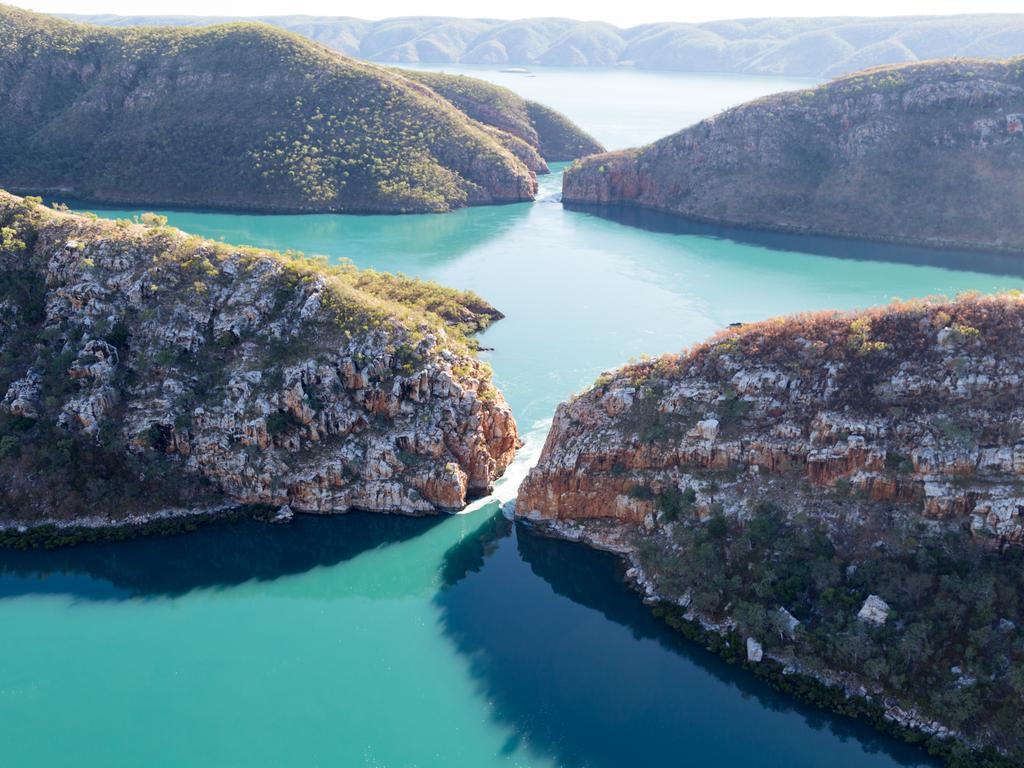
[0,191,518,530]
[0,6,538,214]
[857,595,891,626]
[564,58,1024,253]
[519,294,1024,540]
[517,294,1024,762]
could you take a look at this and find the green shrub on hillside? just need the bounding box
[0,6,535,213]
[0,190,504,523]
[637,502,1024,761]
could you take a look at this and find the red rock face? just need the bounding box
[563,58,1024,254]
[184,354,519,515]
[562,149,642,206]
[0,191,519,525]
[518,295,1024,542]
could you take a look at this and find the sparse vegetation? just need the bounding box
[0,189,505,524]
[564,56,1024,254]
[0,6,536,214]
[402,70,604,162]
[637,501,1024,763]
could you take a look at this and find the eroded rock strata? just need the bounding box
[0,191,518,531]
[518,295,1024,762]
[563,57,1024,253]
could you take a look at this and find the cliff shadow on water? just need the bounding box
[564,203,1024,278]
[434,518,938,768]
[0,513,444,601]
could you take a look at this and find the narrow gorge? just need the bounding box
[5,6,1024,765]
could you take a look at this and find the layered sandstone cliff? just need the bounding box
[516,294,1024,762]
[519,295,1024,539]
[563,57,1024,253]
[0,191,517,529]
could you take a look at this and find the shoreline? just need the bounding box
[562,200,1024,260]
[7,187,538,218]
[518,516,1014,768]
[0,502,249,549]
[0,494,499,549]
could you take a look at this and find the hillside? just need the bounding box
[0,191,519,541]
[517,294,1024,764]
[65,13,1024,78]
[0,6,538,214]
[563,57,1024,253]
[402,70,604,163]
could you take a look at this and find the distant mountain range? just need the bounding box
[63,13,1024,78]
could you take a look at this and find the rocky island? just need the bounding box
[564,57,1024,254]
[518,295,1024,764]
[0,6,592,214]
[0,191,518,541]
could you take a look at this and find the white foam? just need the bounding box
[536,191,563,204]
[457,419,552,516]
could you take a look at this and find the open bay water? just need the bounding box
[5,67,1024,767]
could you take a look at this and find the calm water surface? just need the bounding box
[395,65,817,149]
[5,68,1023,767]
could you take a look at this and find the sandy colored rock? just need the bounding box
[518,294,1024,542]
[0,191,518,527]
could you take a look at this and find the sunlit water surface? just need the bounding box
[5,67,1023,768]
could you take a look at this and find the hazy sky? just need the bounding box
[19,0,1024,27]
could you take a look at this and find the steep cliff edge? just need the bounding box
[518,295,1024,763]
[564,57,1024,253]
[402,71,605,164]
[0,191,518,533]
[0,6,536,214]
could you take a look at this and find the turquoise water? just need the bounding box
[394,65,818,149]
[5,70,1024,767]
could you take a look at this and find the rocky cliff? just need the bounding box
[520,294,1024,540]
[564,58,1024,254]
[0,191,518,533]
[0,6,542,214]
[518,295,1024,763]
